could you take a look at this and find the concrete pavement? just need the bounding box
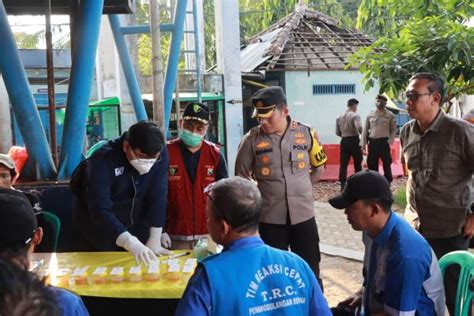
[314,201,364,261]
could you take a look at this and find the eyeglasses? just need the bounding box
[404,91,432,102]
[203,183,228,222]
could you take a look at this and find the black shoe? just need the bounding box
[340,181,346,192]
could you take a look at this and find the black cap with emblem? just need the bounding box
[251,86,287,119]
[182,102,210,125]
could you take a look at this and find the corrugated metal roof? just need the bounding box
[240,28,281,73]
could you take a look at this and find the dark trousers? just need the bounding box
[426,234,470,315]
[339,136,363,187]
[259,217,323,291]
[367,137,392,183]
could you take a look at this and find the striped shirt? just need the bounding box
[400,110,474,238]
[362,213,446,315]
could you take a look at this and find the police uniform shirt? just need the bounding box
[361,109,397,146]
[235,118,327,225]
[336,111,362,137]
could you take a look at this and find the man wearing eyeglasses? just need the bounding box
[400,72,474,314]
[361,94,397,183]
[71,121,170,265]
[235,86,327,289]
[176,177,331,316]
[163,102,228,250]
[0,189,89,315]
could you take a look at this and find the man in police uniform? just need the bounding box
[361,94,397,183]
[235,86,327,287]
[336,98,363,191]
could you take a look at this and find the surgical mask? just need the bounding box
[129,159,156,175]
[180,129,204,147]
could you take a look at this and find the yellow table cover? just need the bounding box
[32,251,195,299]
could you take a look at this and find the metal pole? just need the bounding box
[120,24,174,34]
[108,15,148,121]
[150,0,165,127]
[45,0,58,167]
[192,0,202,102]
[163,0,188,133]
[69,0,78,56]
[0,1,56,179]
[215,0,244,174]
[58,0,105,179]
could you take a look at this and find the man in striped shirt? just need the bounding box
[400,73,474,314]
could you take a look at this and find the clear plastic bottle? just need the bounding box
[194,239,208,260]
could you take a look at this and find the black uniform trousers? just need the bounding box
[259,217,323,291]
[339,136,363,188]
[426,234,471,316]
[367,137,392,183]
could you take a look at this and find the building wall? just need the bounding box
[284,70,379,144]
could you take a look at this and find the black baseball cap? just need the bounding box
[376,94,387,102]
[251,86,287,119]
[182,102,210,125]
[0,188,37,249]
[329,170,392,209]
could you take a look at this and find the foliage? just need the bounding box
[393,187,407,212]
[351,0,473,102]
[14,26,70,49]
[203,0,216,68]
[14,31,42,49]
[136,1,173,76]
[239,0,360,44]
[356,0,473,38]
[135,0,360,72]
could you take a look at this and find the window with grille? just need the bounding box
[312,84,355,95]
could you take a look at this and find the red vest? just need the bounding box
[166,139,220,238]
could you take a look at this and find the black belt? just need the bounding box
[341,135,359,139]
[369,137,388,142]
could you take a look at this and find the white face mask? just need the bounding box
[129,159,156,175]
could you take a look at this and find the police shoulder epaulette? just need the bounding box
[294,121,312,135]
[290,120,299,130]
[248,126,261,136]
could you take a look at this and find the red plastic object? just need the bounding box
[8,146,29,176]
[320,138,403,181]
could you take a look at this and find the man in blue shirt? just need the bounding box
[329,171,445,315]
[0,189,89,316]
[176,177,331,316]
